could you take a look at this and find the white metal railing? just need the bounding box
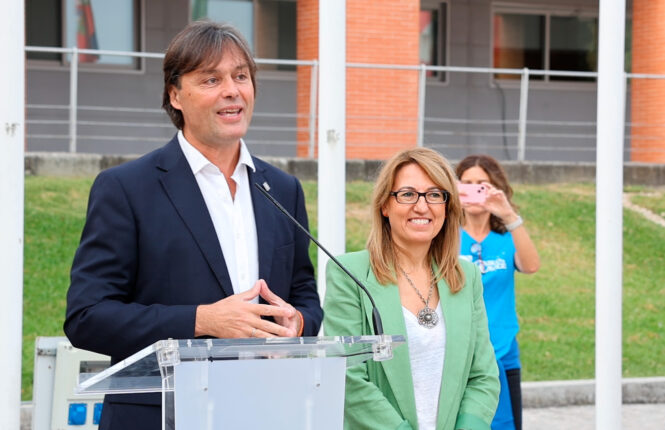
[25,46,665,160]
[347,62,602,161]
[25,46,319,156]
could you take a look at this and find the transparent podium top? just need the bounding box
[77,335,405,395]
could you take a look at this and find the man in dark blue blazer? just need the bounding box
[64,21,322,430]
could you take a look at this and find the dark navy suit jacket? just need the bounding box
[64,136,322,429]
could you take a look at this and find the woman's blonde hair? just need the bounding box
[367,147,465,293]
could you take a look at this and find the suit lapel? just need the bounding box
[247,165,276,283]
[157,138,235,297]
[362,269,419,427]
[436,276,473,429]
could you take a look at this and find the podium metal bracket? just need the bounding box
[372,335,394,362]
[157,339,181,369]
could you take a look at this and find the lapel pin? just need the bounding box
[262,182,270,191]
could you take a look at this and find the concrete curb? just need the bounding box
[19,377,665,427]
[18,379,665,429]
[24,152,665,186]
[522,377,665,408]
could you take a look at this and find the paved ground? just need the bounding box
[524,403,665,429]
[21,377,665,429]
[20,402,665,429]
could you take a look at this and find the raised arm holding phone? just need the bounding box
[456,154,540,430]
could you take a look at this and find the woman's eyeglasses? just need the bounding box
[390,189,450,204]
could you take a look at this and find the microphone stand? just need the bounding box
[254,183,394,360]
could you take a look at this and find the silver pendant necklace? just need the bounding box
[399,266,439,328]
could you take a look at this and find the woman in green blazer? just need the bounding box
[324,148,499,430]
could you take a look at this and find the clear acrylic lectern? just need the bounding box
[76,335,404,430]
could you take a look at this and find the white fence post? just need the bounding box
[417,64,427,147]
[308,60,319,158]
[595,1,625,429]
[69,47,79,153]
[317,0,346,306]
[517,67,529,161]
[0,0,25,428]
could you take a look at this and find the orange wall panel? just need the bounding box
[631,0,665,162]
[296,0,420,160]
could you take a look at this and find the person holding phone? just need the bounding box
[456,155,540,430]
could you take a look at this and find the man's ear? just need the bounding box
[169,86,182,110]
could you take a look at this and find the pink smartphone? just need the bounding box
[458,183,488,204]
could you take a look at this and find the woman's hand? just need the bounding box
[479,182,519,224]
[480,183,540,273]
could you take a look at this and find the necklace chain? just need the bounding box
[398,266,439,328]
[399,266,435,307]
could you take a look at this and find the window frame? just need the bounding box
[420,0,451,85]
[187,0,298,78]
[26,0,145,74]
[490,2,599,89]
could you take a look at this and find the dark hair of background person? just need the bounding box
[162,20,258,130]
[455,154,518,234]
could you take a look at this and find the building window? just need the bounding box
[191,0,296,70]
[26,0,62,61]
[420,1,448,82]
[26,0,141,68]
[492,8,598,82]
[192,0,255,48]
[549,16,597,81]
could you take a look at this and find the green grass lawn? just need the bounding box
[23,177,93,400]
[22,177,665,400]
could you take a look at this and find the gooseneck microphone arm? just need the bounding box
[253,182,384,336]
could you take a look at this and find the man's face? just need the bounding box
[169,44,255,151]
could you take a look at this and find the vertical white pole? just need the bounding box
[595,1,625,429]
[69,47,79,153]
[317,0,346,306]
[517,68,529,162]
[417,64,427,147]
[308,61,319,158]
[0,0,25,428]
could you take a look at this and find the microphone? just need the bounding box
[253,182,385,336]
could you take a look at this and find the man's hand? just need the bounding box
[258,280,303,336]
[195,280,297,338]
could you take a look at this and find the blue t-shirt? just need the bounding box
[460,229,518,359]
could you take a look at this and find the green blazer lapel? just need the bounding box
[361,268,419,427]
[436,275,473,429]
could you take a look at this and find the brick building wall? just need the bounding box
[296,0,420,159]
[631,0,665,163]
[296,0,318,158]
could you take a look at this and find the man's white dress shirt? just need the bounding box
[178,131,259,302]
